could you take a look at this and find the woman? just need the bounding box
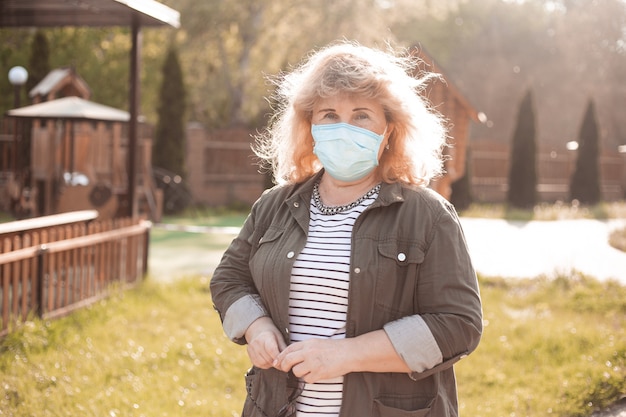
[210,41,482,417]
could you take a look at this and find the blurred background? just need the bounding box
[1,0,625,218]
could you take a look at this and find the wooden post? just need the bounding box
[128,16,142,219]
[36,245,48,318]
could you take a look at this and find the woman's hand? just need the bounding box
[244,317,287,369]
[273,330,411,383]
[273,338,353,383]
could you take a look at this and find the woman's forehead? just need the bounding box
[313,94,382,110]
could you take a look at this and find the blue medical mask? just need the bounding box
[311,123,386,182]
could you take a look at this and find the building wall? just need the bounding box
[186,123,267,208]
[421,81,474,201]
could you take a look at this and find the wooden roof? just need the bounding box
[411,45,482,122]
[0,0,180,28]
[6,96,131,122]
[29,67,91,100]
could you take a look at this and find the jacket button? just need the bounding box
[397,252,407,262]
[293,202,300,208]
[354,267,361,274]
[287,251,295,259]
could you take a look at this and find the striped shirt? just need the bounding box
[288,188,378,416]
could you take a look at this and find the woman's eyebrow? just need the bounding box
[352,107,373,112]
[316,108,335,113]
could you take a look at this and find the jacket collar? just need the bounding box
[376,181,406,208]
[286,170,407,209]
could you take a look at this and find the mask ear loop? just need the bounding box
[382,125,390,150]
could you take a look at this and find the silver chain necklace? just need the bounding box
[312,181,381,215]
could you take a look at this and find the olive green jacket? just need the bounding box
[210,172,482,417]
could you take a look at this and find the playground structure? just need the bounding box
[1,67,162,221]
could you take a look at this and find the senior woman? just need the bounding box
[210,41,482,417]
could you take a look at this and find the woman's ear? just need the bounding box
[385,123,396,142]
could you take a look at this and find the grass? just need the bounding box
[2,201,626,224]
[158,207,249,228]
[0,273,624,417]
[457,273,626,417]
[0,278,250,417]
[0,210,15,223]
[459,201,626,221]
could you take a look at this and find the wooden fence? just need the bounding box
[0,211,151,336]
[470,140,626,202]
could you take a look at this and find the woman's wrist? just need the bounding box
[244,316,275,342]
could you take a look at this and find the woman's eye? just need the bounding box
[322,113,338,120]
[354,112,370,121]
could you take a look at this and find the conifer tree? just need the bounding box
[26,31,50,95]
[153,44,186,177]
[450,148,473,211]
[20,31,51,176]
[507,89,537,208]
[569,99,601,204]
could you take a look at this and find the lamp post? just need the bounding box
[8,66,29,176]
[8,66,28,108]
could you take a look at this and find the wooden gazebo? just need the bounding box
[0,0,180,218]
[6,85,163,220]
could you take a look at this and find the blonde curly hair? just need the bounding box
[254,40,448,187]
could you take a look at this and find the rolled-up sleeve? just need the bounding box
[222,294,268,342]
[384,315,443,372]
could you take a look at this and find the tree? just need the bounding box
[569,99,601,204]
[507,89,537,208]
[450,147,473,211]
[0,28,32,121]
[26,31,51,95]
[153,44,186,176]
[17,31,52,175]
[174,0,403,128]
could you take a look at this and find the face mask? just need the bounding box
[311,123,386,182]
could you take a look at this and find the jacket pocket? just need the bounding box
[243,367,291,417]
[375,239,425,316]
[243,367,262,416]
[248,226,285,292]
[373,395,434,417]
[248,225,284,256]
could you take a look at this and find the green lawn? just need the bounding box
[0,278,249,417]
[1,273,624,417]
[459,201,626,221]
